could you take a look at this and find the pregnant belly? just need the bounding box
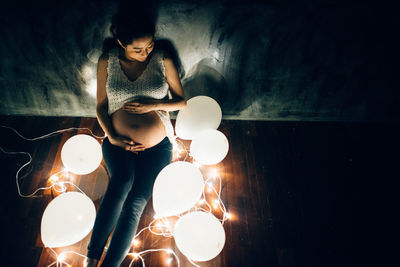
[111,109,166,148]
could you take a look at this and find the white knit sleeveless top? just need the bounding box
[106,48,169,114]
[106,48,175,144]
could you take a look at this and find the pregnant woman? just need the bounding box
[85,12,186,267]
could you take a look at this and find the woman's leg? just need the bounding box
[101,137,172,266]
[87,138,138,260]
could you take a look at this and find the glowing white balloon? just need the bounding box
[41,192,96,248]
[153,161,204,217]
[175,96,222,140]
[61,134,102,175]
[174,211,226,262]
[190,129,229,165]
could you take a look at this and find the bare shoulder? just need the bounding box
[97,53,110,75]
[163,57,174,68]
[98,53,109,64]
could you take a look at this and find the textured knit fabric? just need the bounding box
[106,48,175,144]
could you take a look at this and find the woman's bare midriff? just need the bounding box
[111,109,166,149]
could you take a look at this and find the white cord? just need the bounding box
[0,125,106,141]
[1,124,229,267]
[0,124,103,197]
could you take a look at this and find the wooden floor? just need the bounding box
[0,116,397,267]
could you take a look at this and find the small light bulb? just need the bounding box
[57,253,66,262]
[225,212,232,219]
[206,182,213,192]
[156,221,163,228]
[197,198,205,205]
[210,168,218,178]
[173,145,183,159]
[49,174,58,183]
[164,219,171,228]
[212,199,219,209]
[166,258,173,264]
[132,239,140,246]
[130,252,140,259]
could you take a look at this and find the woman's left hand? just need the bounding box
[123,101,155,114]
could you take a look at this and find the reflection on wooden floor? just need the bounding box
[0,116,375,267]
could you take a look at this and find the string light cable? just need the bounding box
[1,124,231,266]
[0,147,84,198]
[172,137,190,161]
[47,247,87,267]
[0,124,105,197]
[128,248,181,267]
[0,124,106,141]
[204,174,230,224]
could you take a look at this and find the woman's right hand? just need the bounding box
[109,136,146,154]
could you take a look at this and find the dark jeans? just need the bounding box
[87,136,172,266]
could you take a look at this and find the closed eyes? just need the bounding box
[133,43,154,53]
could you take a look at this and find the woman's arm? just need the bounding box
[123,57,186,114]
[96,54,145,152]
[159,57,187,111]
[96,54,117,139]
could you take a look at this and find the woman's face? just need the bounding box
[120,35,154,62]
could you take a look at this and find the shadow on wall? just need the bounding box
[0,0,398,120]
[155,38,227,116]
[156,39,227,105]
[156,39,186,79]
[156,37,227,117]
[157,39,227,119]
[170,57,228,118]
[182,58,226,102]
[209,1,399,121]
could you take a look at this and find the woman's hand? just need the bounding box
[123,101,155,114]
[109,136,146,154]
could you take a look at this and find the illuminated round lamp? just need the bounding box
[41,192,96,248]
[175,96,222,140]
[153,161,204,217]
[190,129,229,165]
[173,211,226,262]
[61,134,102,175]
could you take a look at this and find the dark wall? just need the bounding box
[0,0,398,121]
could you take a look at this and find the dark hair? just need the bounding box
[111,12,156,47]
